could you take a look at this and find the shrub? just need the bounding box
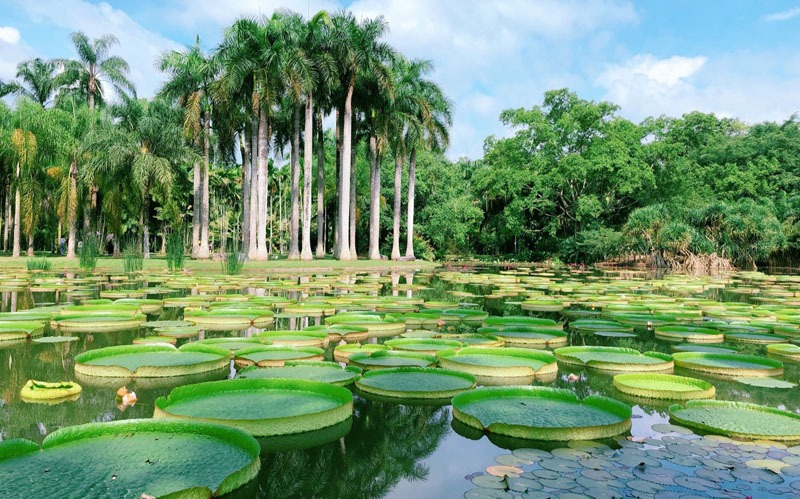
[122,239,144,274]
[165,228,185,272]
[80,234,101,272]
[26,257,51,271]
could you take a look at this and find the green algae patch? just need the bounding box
[74,343,229,378]
[669,400,800,441]
[437,347,557,385]
[654,325,724,343]
[554,346,673,372]
[234,345,325,367]
[355,367,476,401]
[236,361,361,386]
[0,419,260,497]
[672,352,784,377]
[613,373,715,400]
[20,379,82,402]
[347,350,437,370]
[154,378,353,437]
[452,386,631,441]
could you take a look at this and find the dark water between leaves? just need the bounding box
[2,267,800,498]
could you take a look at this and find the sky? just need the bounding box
[2,0,800,159]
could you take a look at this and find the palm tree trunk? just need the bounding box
[241,125,251,256]
[301,95,313,260]
[405,148,417,259]
[160,223,166,255]
[12,162,21,258]
[255,107,270,260]
[26,231,33,257]
[391,153,402,260]
[248,117,258,259]
[288,103,301,260]
[198,115,211,258]
[3,184,10,252]
[336,85,353,260]
[349,146,357,259]
[66,158,78,258]
[142,184,150,259]
[333,108,342,257]
[368,134,381,260]
[315,110,325,258]
[191,159,201,258]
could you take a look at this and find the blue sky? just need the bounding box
[2,0,800,158]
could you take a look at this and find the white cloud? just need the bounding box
[167,0,339,29]
[762,7,800,22]
[14,0,180,99]
[596,52,800,125]
[0,27,21,45]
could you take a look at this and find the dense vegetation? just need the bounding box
[0,9,798,270]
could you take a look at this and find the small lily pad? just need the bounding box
[734,377,797,389]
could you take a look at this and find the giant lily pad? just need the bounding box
[304,324,369,343]
[355,367,476,401]
[384,337,464,354]
[767,343,800,360]
[437,347,557,385]
[236,361,361,386]
[0,321,46,342]
[184,309,274,330]
[613,373,715,400]
[483,316,563,330]
[74,343,229,377]
[477,326,568,348]
[324,313,406,338]
[234,345,325,367]
[347,350,437,370]
[256,330,328,348]
[332,343,390,363]
[554,346,673,372]
[19,379,82,402]
[672,352,783,377]
[154,378,353,437]
[669,400,800,441]
[452,386,631,441]
[654,325,724,343]
[51,313,146,333]
[0,419,260,497]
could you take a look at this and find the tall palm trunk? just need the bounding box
[241,125,251,256]
[335,85,354,260]
[26,232,33,257]
[288,104,301,260]
[197,116,211,258]
[315,110,325,258]
[191,159,201,258]
[349,144,357,259]
[3,184,10,252]
[301,95,314,260]
[142,184,150,259]
[391,153,403,260]
[12,162,21,258]
[405,148,417,259]
[248,117,259,259]
[66,158,78,258]
[368,134,381,260]
[333,109,342,256]
[255,107,270,260]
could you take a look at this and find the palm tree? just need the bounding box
[61,32,135,110]
[402,60,452,259]
[14,58,63,107]
[329,11,393,260]
[159,37,216,259]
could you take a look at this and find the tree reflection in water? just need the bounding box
[232,396,450,498]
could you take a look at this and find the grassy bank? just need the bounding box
[0,255,439,274]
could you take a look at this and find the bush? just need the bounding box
[222,249,245,275]
[122,239,143,274]
[26,257,51,271]
[79,234,101,272]
[165,228,185,272]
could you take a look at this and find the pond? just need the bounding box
[2,265,800,498]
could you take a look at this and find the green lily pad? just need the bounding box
[74,343,229,378]
[669,400,800,441]
[437,347,557,384]
[234,345,325,367]
[452,386,631,441]
[355,367,475,400]
[734,377,797,389]
[655,325,724,343]
[554,346,673,372]
[0,419,260,497]
[236,361,361,386]
[32,336,79,344]
[20,379,81,402]
[767,343,800,360]
[347,350,437,370]
[672,352,783,377]
[154,378,353,437]
[613,373,715,400]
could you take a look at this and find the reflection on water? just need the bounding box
[1,267,800,497]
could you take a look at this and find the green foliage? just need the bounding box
[26,257,51,271]
[222,247,245,275]
[122,239,143,274]
[560,226,626,264]
[165,227,185,272]
[79,233,100,271]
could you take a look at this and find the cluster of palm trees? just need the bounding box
[0,8,451,261]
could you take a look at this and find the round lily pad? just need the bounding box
[554,346,673,372]
[184,309,274,330]
[654,325,724,343]
[0,419,260,497]
[304,324,369,343]
[672,344,737,354]
[672,352,784,377]
[384,337,464,354]
[236,361,361,386]
[154,378,353,437]
[133,335,177,345]
[476,327,568,348]
[74,343,229,378]
[234,345,325,367]
[483,316,563,330]
[767,343,800,361]
[190,337,266,352]
[256,330,328,348]
[32,336,79,344]
[332,343,389,363]
[437,347,557,384]
[734,377,797,389]
[613,373,715,400]
[0,321,46,341]
[51,314,146,333]
[355,367,476,400]
[324,313,406,337]
[347,350,437,370]
[669,400,800,441]
[19,380,81,402]
[452,386,631,441]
